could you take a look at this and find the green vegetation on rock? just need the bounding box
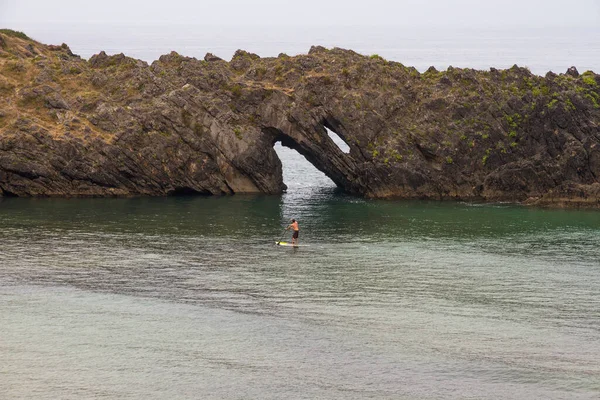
[0,29,31,40]
[582,72,598,87]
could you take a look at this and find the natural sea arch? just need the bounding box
[272,126,350,193]
[261,118,360,196]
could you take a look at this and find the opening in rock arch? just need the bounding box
[326,127,350,154]
[273,142,336,193]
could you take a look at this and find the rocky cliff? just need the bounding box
[1,29,599,206]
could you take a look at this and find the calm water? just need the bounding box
[1,143,600,399]
[2,25,600,399]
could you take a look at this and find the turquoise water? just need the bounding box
[2,22,600,396]
[1,145,600,399]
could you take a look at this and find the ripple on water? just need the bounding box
[1,147,600,399]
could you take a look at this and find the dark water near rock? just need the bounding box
[1,144,600,399]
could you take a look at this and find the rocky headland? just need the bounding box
[1,29,599,207]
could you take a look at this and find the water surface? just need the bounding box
[1,145,600,399]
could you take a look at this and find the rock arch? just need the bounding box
[1,32,599,206]
[258,111,366,196]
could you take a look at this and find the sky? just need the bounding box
[1,0,598,74]
[1,0,599,28]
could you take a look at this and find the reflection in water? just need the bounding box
[1,146,600,399]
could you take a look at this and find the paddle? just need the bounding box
[276,228,288,245]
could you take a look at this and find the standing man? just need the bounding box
[286,219,300,246]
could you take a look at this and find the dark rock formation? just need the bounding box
[1,31,600,207]
[204,53,223,62]
[566,66,580,77]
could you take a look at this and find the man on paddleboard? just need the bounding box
[286,219,299,246]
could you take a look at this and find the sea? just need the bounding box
[1,24,600,399]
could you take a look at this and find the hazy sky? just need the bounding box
[1,0,599,28]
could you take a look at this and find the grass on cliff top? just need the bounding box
[582,72,598,87]
[0,29,31,41]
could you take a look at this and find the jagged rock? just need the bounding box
[60,43,75,57]
[18,84,68,109]
[566,66,580,77]
[89,51,132,68]
[309,45,327,54]
[230,50,260,71]
[1,33,600,207]
[46,93,70,110]
[204,53,222,62]
[89,51,109,67]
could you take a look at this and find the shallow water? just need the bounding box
[1,144,600,399]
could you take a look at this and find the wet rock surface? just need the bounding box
[1,30,599,207]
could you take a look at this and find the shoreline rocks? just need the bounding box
[0,30,599,208]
